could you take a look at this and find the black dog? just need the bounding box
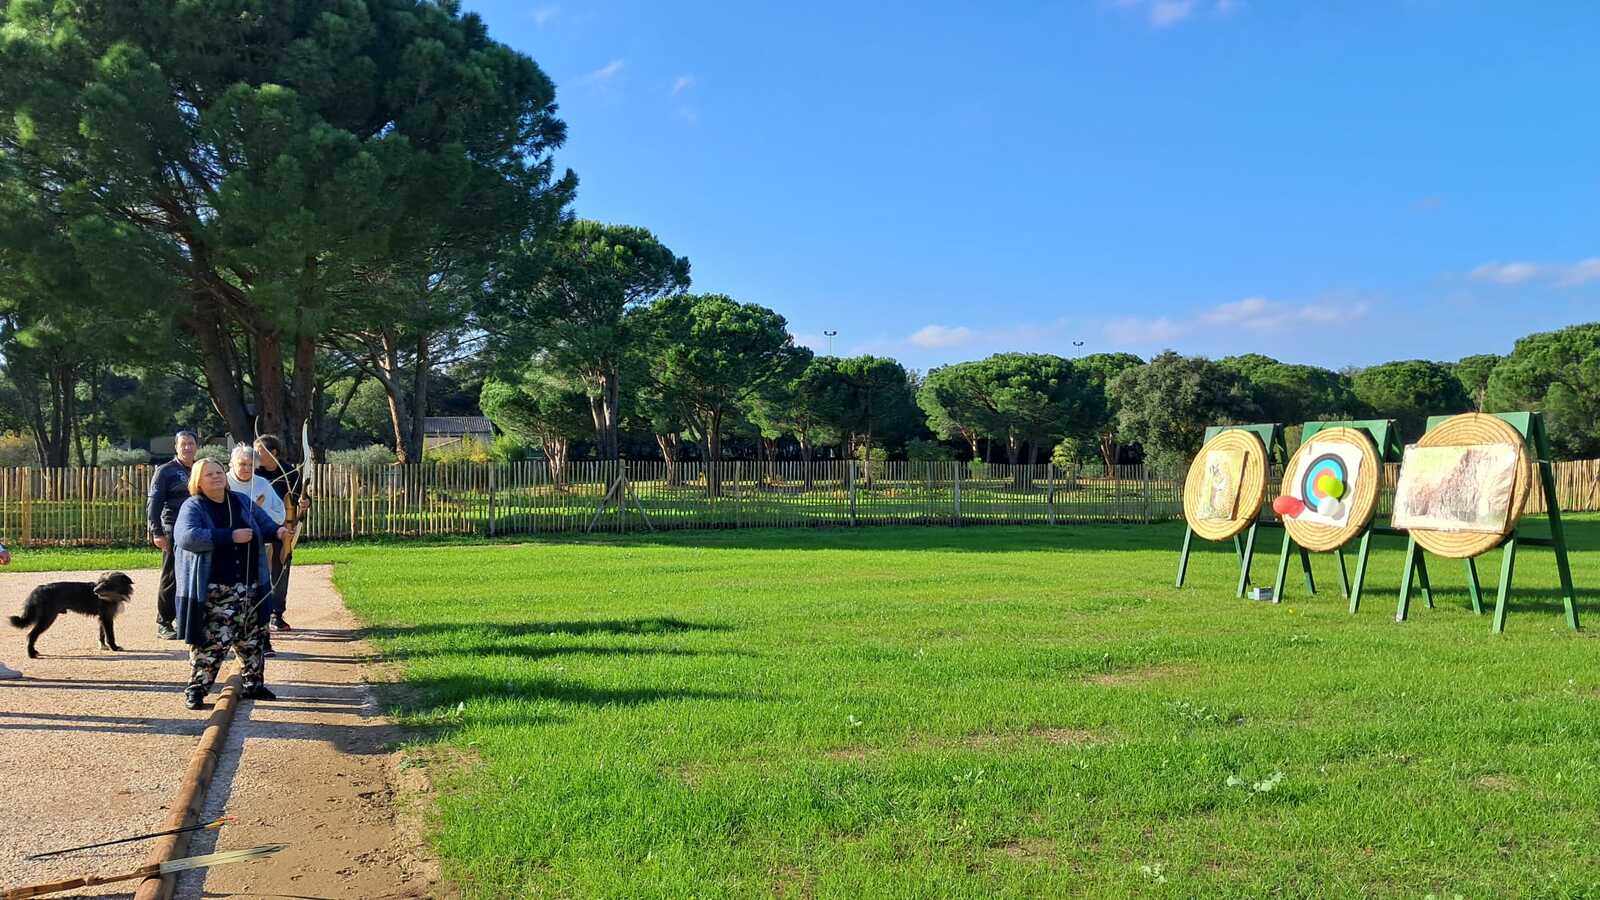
[9,573,135,658]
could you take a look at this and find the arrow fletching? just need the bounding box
[159,843,285,874]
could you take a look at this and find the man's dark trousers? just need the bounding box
[157,539,177,627]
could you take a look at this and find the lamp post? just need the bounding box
[824,330,838,355]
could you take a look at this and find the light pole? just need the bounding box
[1072,340,1085,356]
[824,330,838,355]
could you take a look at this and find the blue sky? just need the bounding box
[465,1,1599,372]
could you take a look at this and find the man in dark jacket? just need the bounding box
[148,430,199,638]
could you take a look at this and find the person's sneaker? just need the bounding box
[184,691,205,710]
[271,615,291,631]
[241,685,277,701]
[156,623,178,640]
[262,639,276,658]
[0,662,22,680]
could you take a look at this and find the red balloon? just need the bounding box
[1272,495,1306,518]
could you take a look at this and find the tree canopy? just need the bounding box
[1485,324,1600,458]
[1351,360,1470,441]
[0,0,573,454]
[1110,352,1259,469]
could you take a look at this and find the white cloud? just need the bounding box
[1116,0,1237,28]
[531,6,559,26]
[1557,257,1600,286]
[672,75,697,96]
[1105,316,1186,344]
[1469,261,1541,285]
[588,59,625,83]
[1106,296,1369,346]
[1149,0,1198,27]
[1199,296,1366,331]
[1467,256,1600,287]
[908,325,976,349]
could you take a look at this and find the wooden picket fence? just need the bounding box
[0,457,1594,548]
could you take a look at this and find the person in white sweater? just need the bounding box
[228,444,286,654]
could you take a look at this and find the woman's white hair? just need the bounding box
[229,443,257,466]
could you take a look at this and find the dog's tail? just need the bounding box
[9,597,35,629]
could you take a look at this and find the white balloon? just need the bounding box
[1317,496,1344,519]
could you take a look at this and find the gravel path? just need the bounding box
[0,565,446,899]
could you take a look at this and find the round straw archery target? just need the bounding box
[1279,427,1380,553]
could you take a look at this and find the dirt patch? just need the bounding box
[1087,663,1194,687]
[0,568,207,893]
[1474,774,1524,792]
[991,836,1057,861]
[954,726,1103,751]
[1027,726,1101,747]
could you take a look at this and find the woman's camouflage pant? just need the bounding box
[187,583,266,697]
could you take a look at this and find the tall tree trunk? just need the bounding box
[544,434,569,488]
[761,437,779,488]
[408,332,429,464]
[799,438,815,490]
[254,328,288,443]
[706,410,723,499]
[286,331,317,464]
[586,368,623,462]
[188,313,253,442]
[375,328,414,462]
[656,433,682,486]
[1100,431,1118,478]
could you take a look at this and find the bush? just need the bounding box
[194,445,230,465]
[491,434,533,463]
[853,444,888,481]
[426,436,493,464]
[905,438,954,462]
[93,446,150,466]
[0,433,37,467]
[328,444,398,467]
[1051,437,1084,476]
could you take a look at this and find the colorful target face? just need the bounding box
[1302,454,1346,507]
[1290,442,1364,526]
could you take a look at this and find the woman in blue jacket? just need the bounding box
[173,458,287,709]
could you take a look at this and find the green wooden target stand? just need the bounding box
[1395,411,1578,634]
[1175,423,1287,598]
[1271,419,1406,612]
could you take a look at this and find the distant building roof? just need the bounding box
[422,416,494,435]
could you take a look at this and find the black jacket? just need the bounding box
[147,458,193,536]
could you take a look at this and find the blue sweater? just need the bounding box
[172,492,280,645]
[147,459,193,536]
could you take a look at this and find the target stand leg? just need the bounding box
[1397,537,1423,622]
[1176,526,1195,588]
[1348,530,1373,614]
[1299,546,1316,595]
[1417,553,1434,609]
[1492,535,1518,634]
[1335,547,1351,599]
[1235,523,1259,599]
[1272,531,1295,604]
[1464,558,1484,615]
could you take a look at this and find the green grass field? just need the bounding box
[12,522,1600,897]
